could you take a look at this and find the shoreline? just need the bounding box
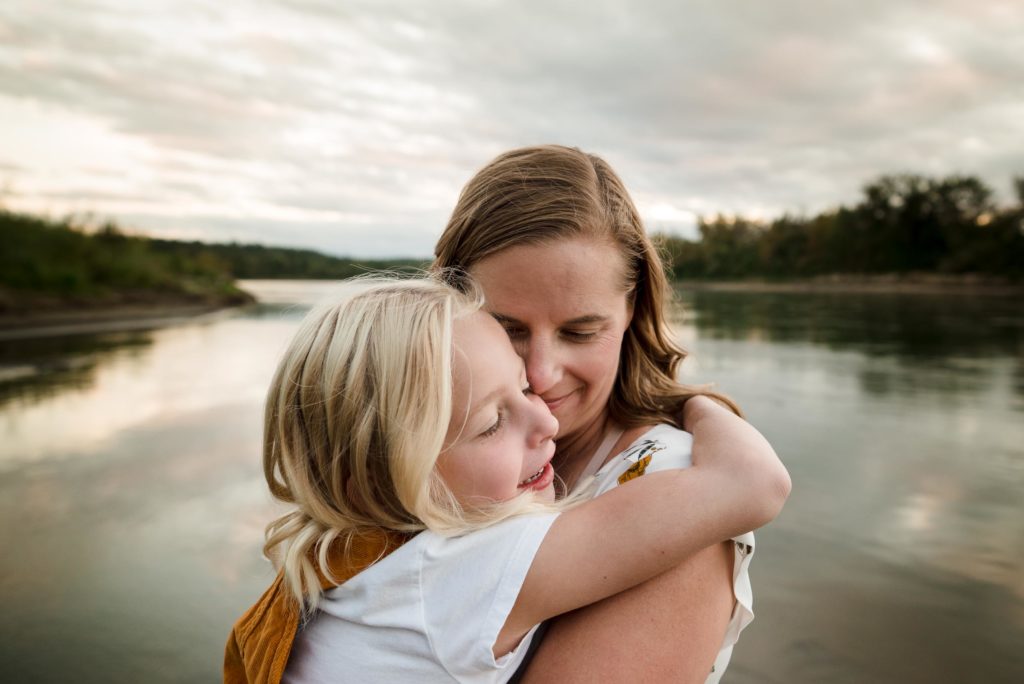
[673,274,1023,296]
[0,286,255,341]
[0,302,252,341]
[1,273,1020,339]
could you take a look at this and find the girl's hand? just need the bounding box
[685,395,792,516]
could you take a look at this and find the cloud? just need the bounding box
[0,0,1021,256]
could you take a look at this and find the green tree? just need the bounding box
[851,174,996,272]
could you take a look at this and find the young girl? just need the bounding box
[224,278,789,683]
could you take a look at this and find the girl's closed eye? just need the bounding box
[481,410,504,438]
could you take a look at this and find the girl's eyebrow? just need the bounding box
[467,386,504,419]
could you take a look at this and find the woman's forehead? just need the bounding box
[471,238,629,319]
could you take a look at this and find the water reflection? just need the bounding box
[0,281,361,467]
[677,289,1024,405]
[679,289,1024,359]
[669,288,1024,681]
[0,317,294,467]
[0,282,1022,682]
[0,331,154,408]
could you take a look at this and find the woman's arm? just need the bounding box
[520,542,736,683]
[496,397,790,655]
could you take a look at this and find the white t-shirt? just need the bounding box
[283,513,558,684]
[285,424,754,683]
[578,423,756,684]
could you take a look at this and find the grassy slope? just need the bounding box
[0,211,251,314]
[0,210,430,316]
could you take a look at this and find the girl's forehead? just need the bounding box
[447,313,523,427]
[451,312,517,374]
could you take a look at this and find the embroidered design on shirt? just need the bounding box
[617,440,666,485]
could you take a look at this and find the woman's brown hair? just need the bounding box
[433,144,740,427]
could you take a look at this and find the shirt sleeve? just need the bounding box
[418,513,559,682]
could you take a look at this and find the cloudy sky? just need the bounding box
[1,0,1022,257]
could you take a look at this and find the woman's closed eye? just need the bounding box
[502,325,527,341]
[561,329,599,342]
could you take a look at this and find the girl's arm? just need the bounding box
[496,396,790,655]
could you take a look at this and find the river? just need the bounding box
[1,280,1021,682]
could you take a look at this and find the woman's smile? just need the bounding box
[540,389,577,412]
[470,238,633,448]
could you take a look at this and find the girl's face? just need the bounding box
[437,311,560,505]
[470,237,633,443]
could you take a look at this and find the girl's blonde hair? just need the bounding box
[263,277,566,611]
[434,144,741,424]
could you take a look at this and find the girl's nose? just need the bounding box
[524,338,562,396]
[528,393,559,447]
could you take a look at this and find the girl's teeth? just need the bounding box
[520,467,544,485]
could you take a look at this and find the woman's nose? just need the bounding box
[524,339,562,396]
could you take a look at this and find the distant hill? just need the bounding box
[0,209,425,315]
[147,238,428,280]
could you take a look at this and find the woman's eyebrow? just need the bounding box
[489,313,519,326]
[489,313,609,326]
[563,315,608,325]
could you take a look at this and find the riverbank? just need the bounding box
[5,271,1020,340]
[674,273,1024,296]
[0,289,255,340]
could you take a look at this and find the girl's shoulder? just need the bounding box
[325,513,560,599]
[308,514,559,680]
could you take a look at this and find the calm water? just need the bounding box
[1,280,1021,683]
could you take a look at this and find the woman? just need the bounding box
[433,144,782,682]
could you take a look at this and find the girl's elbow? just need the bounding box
[756,461,792,526]
[773,463,792,510]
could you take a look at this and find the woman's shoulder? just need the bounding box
[586,423,693,496]
[621,423,693,459]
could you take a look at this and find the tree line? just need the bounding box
[0,208,425,311]
[659,174,1024,280]
[0,210,243,304]
[4,169,1021,310]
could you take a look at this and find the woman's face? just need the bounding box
[470,238,633,443]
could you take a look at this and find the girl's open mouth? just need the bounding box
[518,462,554,490]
